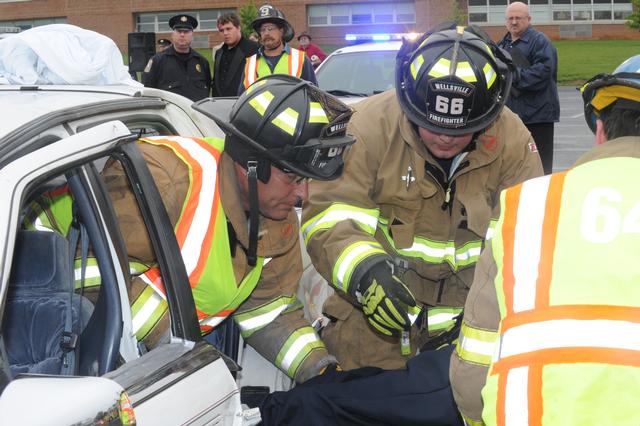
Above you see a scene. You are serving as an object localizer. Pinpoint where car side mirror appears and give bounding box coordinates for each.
[0,375,135,424]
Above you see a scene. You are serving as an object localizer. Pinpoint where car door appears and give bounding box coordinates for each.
[0,121,248,425]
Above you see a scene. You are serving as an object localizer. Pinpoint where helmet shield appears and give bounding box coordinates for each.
[193,74,355,181]
[396,25,514,135]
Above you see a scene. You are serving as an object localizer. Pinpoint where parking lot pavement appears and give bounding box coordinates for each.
[553,85,594,172]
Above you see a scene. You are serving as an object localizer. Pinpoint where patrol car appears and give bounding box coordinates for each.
[315,40,402,104]
[0,84,266,425]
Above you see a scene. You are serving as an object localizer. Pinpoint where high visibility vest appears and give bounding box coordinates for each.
[132,136,267,337]
[25,137,269,340]
[482,157,640,426]
[243,48,305,89]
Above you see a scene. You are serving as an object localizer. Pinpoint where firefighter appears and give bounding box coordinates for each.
[450,58,640,425]
[238,4,316,94]
[301,25,544,370]
[28,75,355,383]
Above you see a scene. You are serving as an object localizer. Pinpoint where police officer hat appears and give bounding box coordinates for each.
[157,38,171,46]
[169,14,198,31]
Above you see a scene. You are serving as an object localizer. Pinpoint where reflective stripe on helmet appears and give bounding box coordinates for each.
[484,63,497,89]
[309,101,329,123]
[249,90,275,116]
[271,107,299,135]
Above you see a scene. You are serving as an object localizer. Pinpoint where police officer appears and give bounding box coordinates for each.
[238,4,316,94]
[142,14,211,101]
[302,25,543,370]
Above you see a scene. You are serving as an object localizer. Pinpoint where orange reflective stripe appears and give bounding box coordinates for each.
[501,304,640,331]
[493,347,640,374]
[501,183,522,318]
[145,137,222,288]
[288,49,304,77]
[141,266,166,296]
[536,171,567,308]
[528,364,543,426]
[496,372,507,426]
[244,56,257,88]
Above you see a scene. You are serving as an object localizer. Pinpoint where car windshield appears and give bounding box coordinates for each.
[316,50,397,96]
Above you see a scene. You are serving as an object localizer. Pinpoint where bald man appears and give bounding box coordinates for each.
[499,1,559,175]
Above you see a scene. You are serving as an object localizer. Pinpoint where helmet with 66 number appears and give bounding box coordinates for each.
[395,25,514,135]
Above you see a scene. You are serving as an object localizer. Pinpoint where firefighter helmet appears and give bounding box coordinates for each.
[194,74,355,181]
[581,56,640,133]
[252,4,294,43]
[395,25,514,135]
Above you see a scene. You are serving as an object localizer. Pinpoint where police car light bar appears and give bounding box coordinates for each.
[345,32,419,42]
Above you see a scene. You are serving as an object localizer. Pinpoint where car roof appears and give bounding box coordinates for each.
[329,41,401,56]
[0,85,196,139]
[0,86,140,137]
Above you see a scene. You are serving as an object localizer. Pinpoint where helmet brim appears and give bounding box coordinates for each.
[193,97,354,180]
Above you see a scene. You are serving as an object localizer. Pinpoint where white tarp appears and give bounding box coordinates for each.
[0,24,142,86]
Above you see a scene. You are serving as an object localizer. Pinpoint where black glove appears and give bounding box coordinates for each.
[358,261,417,336]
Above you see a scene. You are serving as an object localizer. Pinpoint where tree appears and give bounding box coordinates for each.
[239,2,258,38]
[626,0,640,29]
[449,0,468,26]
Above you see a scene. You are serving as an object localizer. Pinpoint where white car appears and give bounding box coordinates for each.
[0,84,265,425]
[315,41,401,104]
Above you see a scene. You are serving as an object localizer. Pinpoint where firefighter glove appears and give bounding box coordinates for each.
[359,261,417,336]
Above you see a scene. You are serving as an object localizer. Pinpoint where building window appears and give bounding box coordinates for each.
[469,12,489,22]
[135,9,235,33]
[308,2,415,27]
[471,0,631,23]
[0,17,66,31]
[594,10,612,18]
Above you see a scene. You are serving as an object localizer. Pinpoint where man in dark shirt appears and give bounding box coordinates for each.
[212,13,258,97]
[142,14,211,102]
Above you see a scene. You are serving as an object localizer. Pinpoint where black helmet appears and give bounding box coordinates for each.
[193,74,355,182]
[580,56,640,134]
[396,25,514,135]
[252,4,294,43]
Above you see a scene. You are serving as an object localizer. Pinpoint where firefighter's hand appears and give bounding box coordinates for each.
[359,262,416,336]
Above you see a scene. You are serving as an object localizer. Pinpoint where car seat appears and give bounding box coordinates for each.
[2,230,93,377]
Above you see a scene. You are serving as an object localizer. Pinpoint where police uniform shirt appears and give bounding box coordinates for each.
[142,45,211,102]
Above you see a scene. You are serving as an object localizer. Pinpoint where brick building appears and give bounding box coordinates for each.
[0,0,638,53]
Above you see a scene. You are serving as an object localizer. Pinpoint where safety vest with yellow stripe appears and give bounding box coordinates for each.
[468,158,640,426]
[302,202,487,333]
[243,48,305,89]
[25,136,271,340]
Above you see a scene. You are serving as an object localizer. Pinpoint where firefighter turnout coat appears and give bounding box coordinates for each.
[450,137,640,425]
[302,91,543,369]
[39,136,332,383]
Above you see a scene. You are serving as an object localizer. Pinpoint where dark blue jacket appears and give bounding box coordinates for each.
[498,27,560,124]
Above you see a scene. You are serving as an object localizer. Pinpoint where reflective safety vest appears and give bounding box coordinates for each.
[132,136,267,337]
[480,158,640,426]
[243,48,305,89]
[25,137,271,341]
